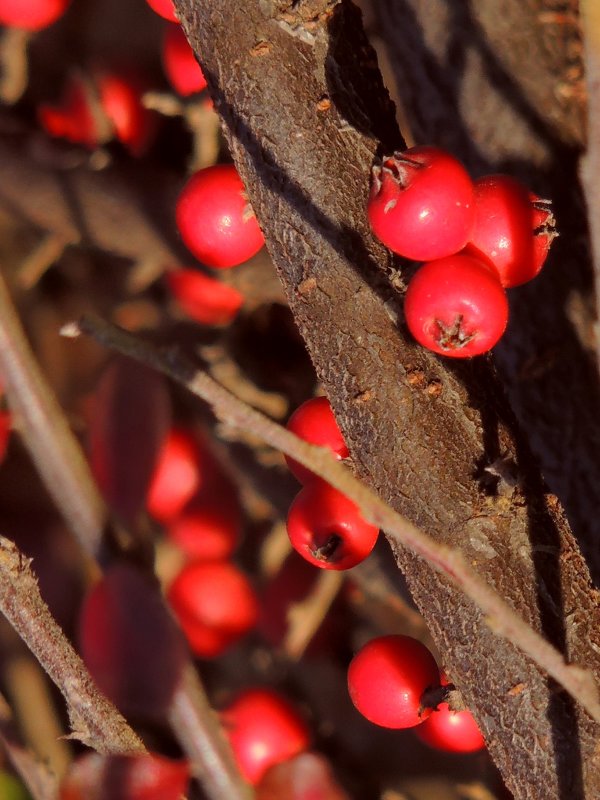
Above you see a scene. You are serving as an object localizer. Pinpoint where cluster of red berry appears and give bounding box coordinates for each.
[368,146,557,357]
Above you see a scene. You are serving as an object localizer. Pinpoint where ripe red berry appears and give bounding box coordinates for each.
[286,481,378,570]
[220,688,311,785]
[168,560,258,658]
[368,146,475,261]
[464,174,557,288]
[60,752,190,800]
[404,254,509,358]
[415,702,485,753]
[166,488,241,560]
[285,396,349,484]
[0,411,11,466]
[347,635,441,729]
[146,428,203,523]
[144,0,177,22]
[166,268,243,325]
[0,0,69,31]
[176,165,264,269]
[162,24,207,96]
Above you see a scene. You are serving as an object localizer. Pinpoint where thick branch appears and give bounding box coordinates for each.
[172,1,600,796]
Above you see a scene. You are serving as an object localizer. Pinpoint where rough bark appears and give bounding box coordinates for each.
[173,1,600,798]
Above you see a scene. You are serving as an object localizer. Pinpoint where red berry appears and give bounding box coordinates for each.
[0,0,69,30]
[166,268,243,325]
[347,635,441,729]
[97,72,156,158]
[286,482,378,570]
[38,73,99,149]
[464,174,557,288]
[220,688,311,785]
[144,0,177,22]
[162,24,207,96]
[285,396,349,484]
[415,702,485,753]
[168,560,258,658]
[404,254,509,358]
[368,146,475,261]
[0,411,11,466]
[146,428,203,523]
[176,165,264,269]
[166,488,241,560]
[60,752,190,800]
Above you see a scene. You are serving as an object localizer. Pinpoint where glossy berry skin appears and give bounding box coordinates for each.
[285,396,349,484]
[464,174,557,288]
[144,0,177,22]
[146,428,203,523]
[415,702,485,753]
[168,560,258,658]
[166,268,243,325]
[404,254,509,358]
[220,688,311,785]
[347,635,441,729]
[286,481,378,570]
[176,165,264,268]
[368,146,475,261]
[0,0,69,30]
[162,24,207,96]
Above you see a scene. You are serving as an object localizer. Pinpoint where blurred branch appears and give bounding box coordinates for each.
[0,691,58,800]
[0,537,145,755]
[579,0,600,372]
[69,314,600,725]
[0,268,105,566]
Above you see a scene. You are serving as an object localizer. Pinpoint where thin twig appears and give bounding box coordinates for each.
[169,665,253,800]
[283,570,344,661]
[0,270,105,565]
[0,536,145,755]
[579,0,600,373]
[0,691,59,800]
[69,313,600,725]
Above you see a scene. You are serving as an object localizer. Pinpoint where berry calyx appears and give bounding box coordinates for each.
[146,428,203,523]
[286,481,379,570]
[162,24,207,97]
[404,254,509,358]
[0,0,70,31]
[144,0,177,22]
[166,268,243,325]
[175,164,264,269]
[464,174,557,287]
[347,635,441,729]
[368,146,475,261]
[168,560,258,658]
[220,688,311,785]
[285,396,349,484]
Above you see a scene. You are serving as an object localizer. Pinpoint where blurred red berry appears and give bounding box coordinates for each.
[0,411,11,465]
[166,268,243,325]
[464,174,557,287]
[97,72,156,157]
[60,752,189,800]
[347,635,441,729]
[162,23,207,96]
[168,560,258,658]
[404,254,509,358]
[176,164,264,269]
[146,427,203,523]
[38,73,99,149]
[0,0,70,31]
[144,0,177,22]
[221,688,311,785]
[166,488,241,560]
[287,482,378,570]
[285,396,349,485]
[368,146,475,261]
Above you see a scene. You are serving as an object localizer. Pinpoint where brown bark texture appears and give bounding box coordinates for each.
[173,1,600,799]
